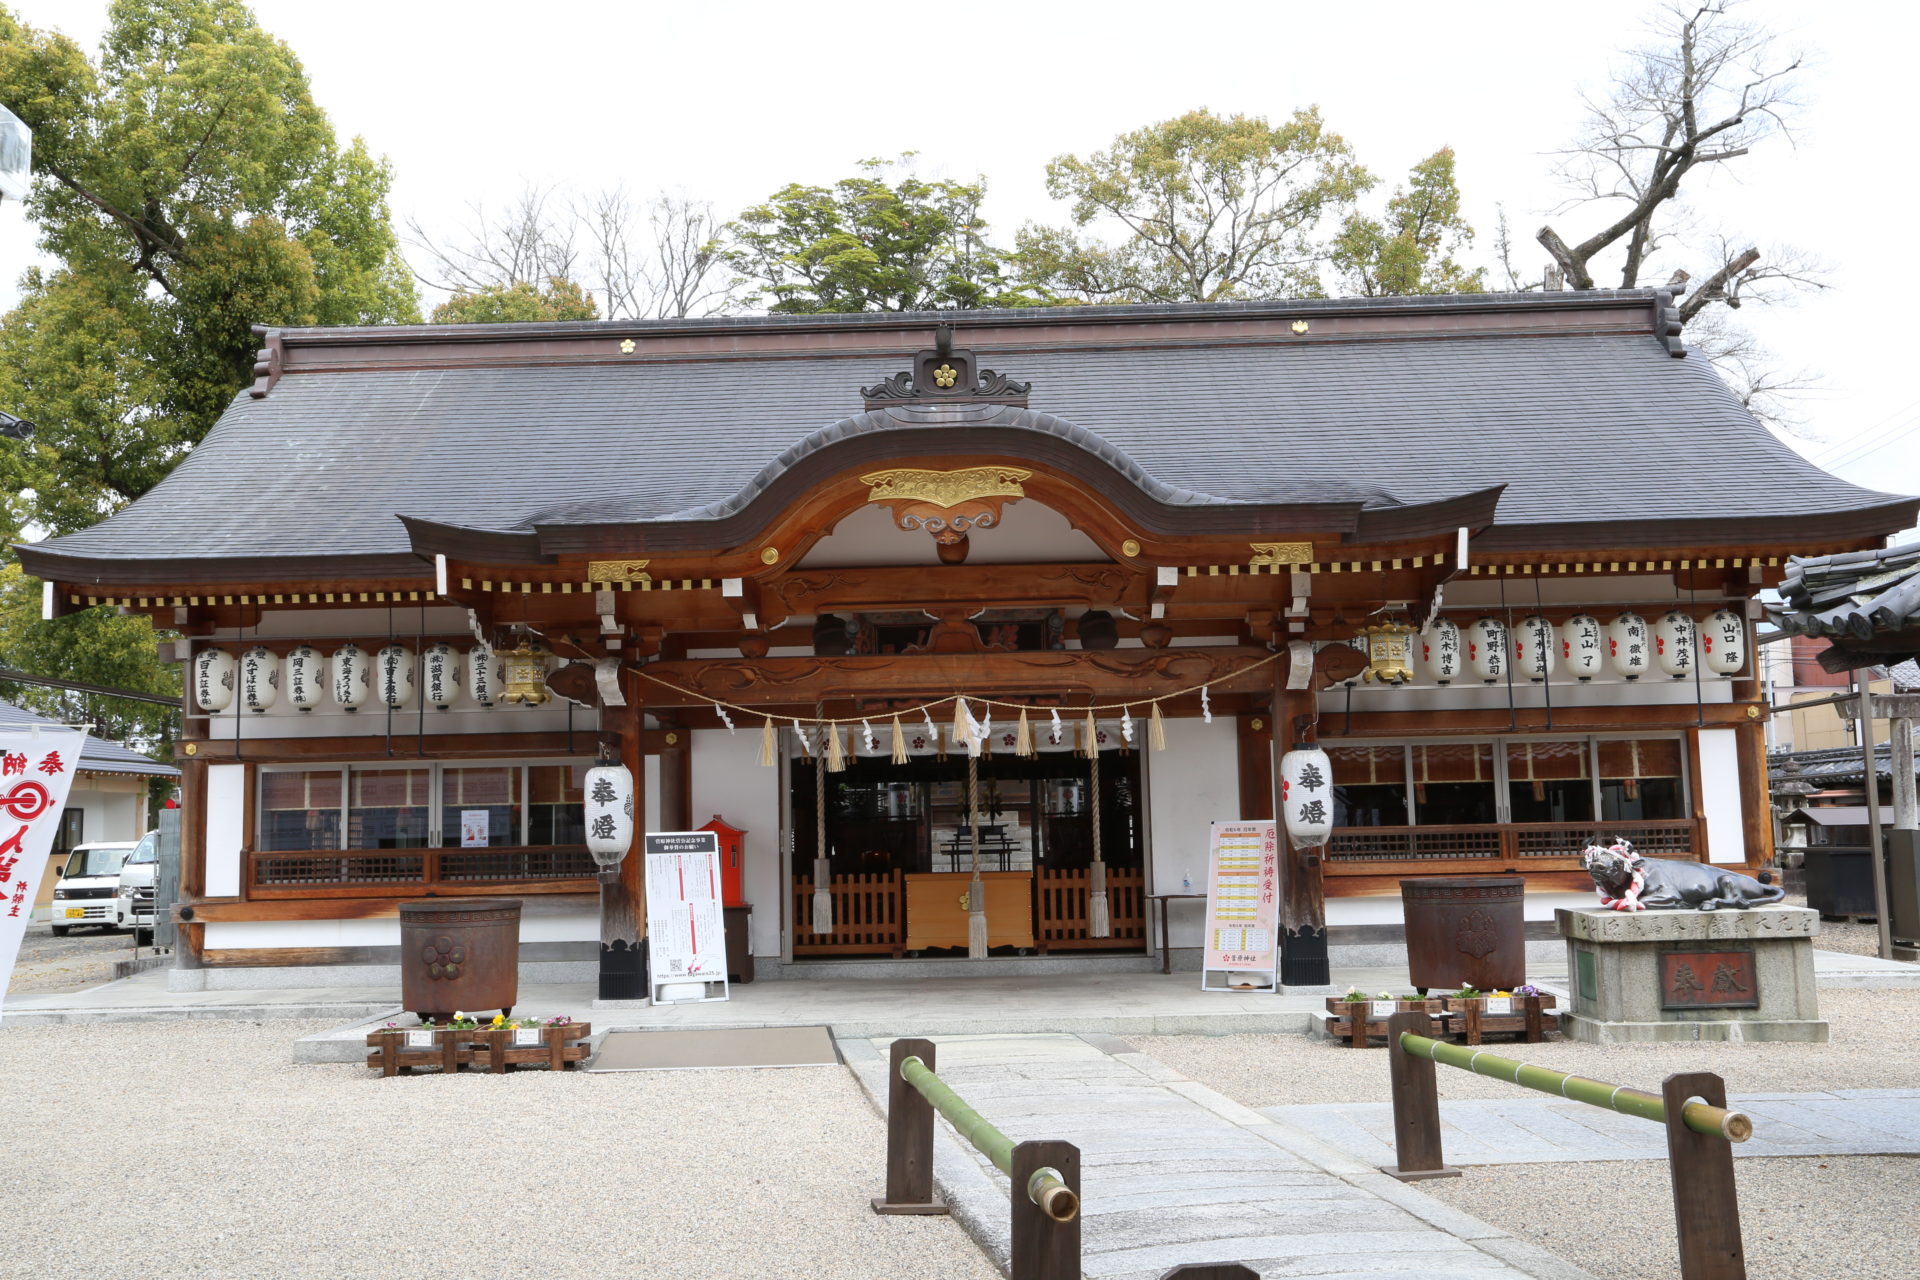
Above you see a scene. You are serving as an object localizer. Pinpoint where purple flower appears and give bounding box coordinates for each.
[1516,984,1539,997]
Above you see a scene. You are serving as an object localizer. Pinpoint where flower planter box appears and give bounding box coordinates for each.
[365,1022,592,1076]
[1323,997,1445,1049]
[1439,994,1558,1045]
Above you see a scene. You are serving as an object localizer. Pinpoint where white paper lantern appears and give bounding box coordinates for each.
[375,643,416,707]
[423,642,461,710]
[1515,614,1555,683]
[238,645,279,713]
[331,643,370,711]
[1419,618,1463,685]
[192,647,235,712]
[1703,608,1748,676]
[1280,744,1334,848]
[284,644,323,711]
[468,642,501,708]
[1466,617,1509,684]
[1655,611,1698,680]
[584,763,636,866]
[1607,613,1651,681]
[1561,614,1605,682]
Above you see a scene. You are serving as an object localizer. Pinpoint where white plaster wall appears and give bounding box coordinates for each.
[204,907,599,950]
[1697,728,1747,863]
[1328,892,1596,927]
[690,727,782,956]
[1146,718,1242,949]
[204,764,246,897]
[69,783,143,845]
[644,754,661,830]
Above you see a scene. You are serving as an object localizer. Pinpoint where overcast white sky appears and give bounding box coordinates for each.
[2,0,1916,512]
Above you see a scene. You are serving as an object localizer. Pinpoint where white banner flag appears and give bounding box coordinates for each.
[0,728,91,1009]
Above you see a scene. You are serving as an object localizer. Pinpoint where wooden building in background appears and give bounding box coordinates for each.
[18,290,1915,987]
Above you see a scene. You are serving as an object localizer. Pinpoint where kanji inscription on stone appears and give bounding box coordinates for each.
[1658,948,1760,1010]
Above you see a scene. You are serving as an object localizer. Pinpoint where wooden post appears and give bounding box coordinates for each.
[1524,996,1545,1044]
[874,1038,948,1215]
[1161,1267,1259,1280]
[1662,1072,1746,1280]
[658,720,691,830]
[1236,714,1273,821]
[1385,1011,1458,1181]
[1274,665,1326,986]
[1009,1138,1080,1280]
[1462,1002,1483,1046]
[598,676,648,1001]
[1856,675,1894,960]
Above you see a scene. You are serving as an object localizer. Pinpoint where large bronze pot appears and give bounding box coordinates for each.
[1400,876,1525,994]
[400,898,522,1022]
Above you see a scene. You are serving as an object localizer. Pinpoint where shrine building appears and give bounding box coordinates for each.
[18,289,1915,989]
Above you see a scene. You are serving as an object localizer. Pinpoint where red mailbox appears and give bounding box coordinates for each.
[700,814,748,907]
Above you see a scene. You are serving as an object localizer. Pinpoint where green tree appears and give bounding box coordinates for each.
[1016,108,1374,304]
[1328,148,1485,297]
[0,0,418,535]
[431,277,598,324]
[726,156,1046,313]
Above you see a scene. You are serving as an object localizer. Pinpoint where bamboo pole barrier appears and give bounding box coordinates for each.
[901,1055,1078,1221]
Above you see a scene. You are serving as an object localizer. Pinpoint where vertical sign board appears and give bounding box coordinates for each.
[0,728,89,1010]
[643,830,729,1004]
[1200,820,1280,992]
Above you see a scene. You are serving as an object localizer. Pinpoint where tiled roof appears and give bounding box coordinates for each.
[0,699,180,777]
[21,293,1913,567]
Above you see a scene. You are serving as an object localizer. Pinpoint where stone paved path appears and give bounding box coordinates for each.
[843,1033,1596,1280]
[1264,1089,1920,1167]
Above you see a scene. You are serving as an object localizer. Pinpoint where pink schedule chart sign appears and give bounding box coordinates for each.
[0,727,90,1009]
[642,830,729,1002]
[1200,820,1279,991]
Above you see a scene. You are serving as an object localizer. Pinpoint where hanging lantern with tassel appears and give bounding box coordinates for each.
[284,644,322,712]
[423,642,461,710]
[583,747,635,869]
[1654,611,1697,680]
[375,643,415,708]
[331,643,370,712]
[1703,608,1748,676]
[1361,622,1414,684]
[1466,617,1509,684]
[1280,736,1334,849]
[239,645,278,713]
[1607,613,1651,681]
[468,641,501,708]
[1515,614,1555,683]
[1420,618,1462,685]
[1561,614,1605,682]
[497,638,551,705]
[192,647,235,712]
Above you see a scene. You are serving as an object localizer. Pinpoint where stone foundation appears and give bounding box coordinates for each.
[1557,905,1828,1043]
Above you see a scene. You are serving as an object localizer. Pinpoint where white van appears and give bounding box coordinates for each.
[49,841,135,936]
[113,830,160,945]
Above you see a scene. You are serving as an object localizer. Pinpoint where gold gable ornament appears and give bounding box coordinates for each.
[1249,542,1314,568]
[861,466,1033,547]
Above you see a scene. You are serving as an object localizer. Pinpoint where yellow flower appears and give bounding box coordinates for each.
[492,1014,505,1027]
[454,1011,466,1021]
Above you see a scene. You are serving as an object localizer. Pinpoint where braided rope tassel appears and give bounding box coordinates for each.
[966,751,988,959]
[1088,738,1110,937]
[810,754,833,935]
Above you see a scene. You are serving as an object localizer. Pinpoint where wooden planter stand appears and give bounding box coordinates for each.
[1440,995,1557,1045]
[1324,998,1444,1048]
[366,1023,592,1076]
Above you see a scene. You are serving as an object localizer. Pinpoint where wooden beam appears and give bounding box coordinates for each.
[179,729,681,762]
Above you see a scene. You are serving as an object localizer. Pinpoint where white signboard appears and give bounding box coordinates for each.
[1200,820,1280,992]
[0,727,90,1008]
[0,105,29,202]
[643,830,729,1003]
[459,809,489,848]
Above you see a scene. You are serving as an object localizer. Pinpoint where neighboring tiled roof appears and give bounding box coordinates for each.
[0,699,180,777]
[1768,743,1915,789]
[19,292,1913,569]
[1771,540,1920,672]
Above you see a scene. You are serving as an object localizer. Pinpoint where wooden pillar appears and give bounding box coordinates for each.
[174,654,209,965]
[1236,714,1274,821]
[1273,664,1327,986]
[598,676,648,1002]
[658,720,691,830]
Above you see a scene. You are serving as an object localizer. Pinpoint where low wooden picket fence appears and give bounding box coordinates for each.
[1035,866,1145,950]
[793,871,906,957]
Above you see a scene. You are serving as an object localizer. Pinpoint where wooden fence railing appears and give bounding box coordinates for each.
[793,871,906,957]
[248,845,597,898]
[1326,819,1702,868]
[1035,866,1145,950]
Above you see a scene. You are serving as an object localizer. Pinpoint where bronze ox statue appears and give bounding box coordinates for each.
[1582,839,1785,912]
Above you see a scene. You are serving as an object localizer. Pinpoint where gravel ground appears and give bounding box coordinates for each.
[1134,987,1920,1104]
[0,1020,998,1280]
[1784,891,1884,957]
[6,922,142,993]
[1422,1156,1920,1280]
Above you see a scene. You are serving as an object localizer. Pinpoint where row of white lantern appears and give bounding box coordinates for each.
[192,642,514,713]
[1406,609,1746,686]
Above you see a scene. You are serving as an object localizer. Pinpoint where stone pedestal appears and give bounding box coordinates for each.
[1557,906,1828,1043]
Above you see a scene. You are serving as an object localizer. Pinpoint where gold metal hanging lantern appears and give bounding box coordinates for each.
[497,638,552,705]
[1360,622,1414,684]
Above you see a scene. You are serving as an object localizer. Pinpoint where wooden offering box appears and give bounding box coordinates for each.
[366,1022,592,1076]
[1323,997,1445,1049]
[1440,994,1558,1045]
